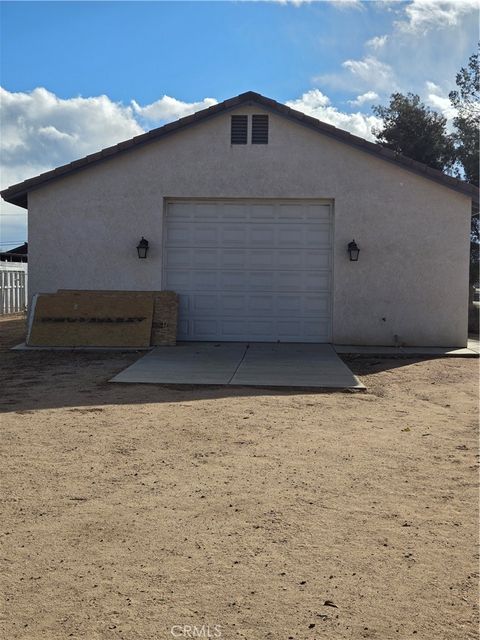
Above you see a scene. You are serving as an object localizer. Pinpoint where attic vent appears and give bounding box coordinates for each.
[252,114,269,144]
[231,115,248,144]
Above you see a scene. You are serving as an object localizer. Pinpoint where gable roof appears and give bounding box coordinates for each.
[1,90,478,210]
[4,242,28,255]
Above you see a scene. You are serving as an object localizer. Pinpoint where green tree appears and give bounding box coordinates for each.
[449,46,479,186]
[449,47,479,287]
[372,92,455,171]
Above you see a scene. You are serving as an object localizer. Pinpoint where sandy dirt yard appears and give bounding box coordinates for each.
[0,316,478,640]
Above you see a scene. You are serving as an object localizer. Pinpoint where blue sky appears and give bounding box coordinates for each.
[1,0,478,249]
[1,1,395,104]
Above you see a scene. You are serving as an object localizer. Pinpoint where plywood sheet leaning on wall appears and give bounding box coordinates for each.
[57,290,179,346]
[27,292,154,347]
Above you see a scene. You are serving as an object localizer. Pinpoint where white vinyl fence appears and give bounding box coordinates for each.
[0,262,28,314]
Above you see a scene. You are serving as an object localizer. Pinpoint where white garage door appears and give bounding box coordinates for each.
[164,200,333,342]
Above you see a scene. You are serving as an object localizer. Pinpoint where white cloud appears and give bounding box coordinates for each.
[342,56,397,92]
[398,0,480,34]
[132,95,218,124]
[317,0,477,103]
[289,88,330,109]
[348,90,379,106]
[0,87,220,193]
[270,0,360,5]
[313,54,397,93]
[424,80,458,124]
[366,34,388,49]
[0,86,147,247]
[0,86,143,180]
[286,89,382,140]
[273,0,313,5]
[329,0,363,8]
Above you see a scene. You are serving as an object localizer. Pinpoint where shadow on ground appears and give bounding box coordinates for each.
[0,317,457,413]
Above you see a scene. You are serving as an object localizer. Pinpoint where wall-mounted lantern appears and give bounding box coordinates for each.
[348,239,360,262]
[136,237,149,259]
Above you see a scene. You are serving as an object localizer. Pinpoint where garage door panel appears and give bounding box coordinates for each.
[220,272,248,290]
[222,294,273,316]
[305,224,332,247]
[307,204,331,222]
[194,226,219,245]
[192,319,218,338]
[304,250,331,269]
[167,202,193,220]
[275,295,302,314]
[274,250,304,269]
[222,294,247,313]
[181,293,330,320]
[245,272,275,290]
[276,227,305,246]
[165,270,190,289]
[221,249,331,270]
[249,250,275,269]
[165,223,192,246]
[219,271,275,290]
[217,203,249,221]
[278,203,331,222]
[277,319,302,337]
[249,204,276,221]
[178,294,190,314]
[196,203,231,221]
[177,317,331,342]
[278,204,307,221]
[275,271,330,291]
[192,271,218,289]
[166,247,227,269]
[220,226,248,245]
[248,320,275,337]
[165,200,333,342]
[249,295,275,314]
[164,247,190,268]
[304,319,330,339]
[192,294,218,313]
[193,250,219,269]
[178,318,189,336]
[303,294,330,315]
[221,249,246,268]
[249,226,276,246]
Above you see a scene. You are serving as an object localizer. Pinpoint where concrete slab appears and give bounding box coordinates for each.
[110,342,247,385]
[401,346,478,357]
[468,337,480,354]
[334,344,479,357]
[110,342,365,389]
[231,343,365,389]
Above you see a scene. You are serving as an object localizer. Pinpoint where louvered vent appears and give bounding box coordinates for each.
[231,115,248,144]
[252,114,269,144]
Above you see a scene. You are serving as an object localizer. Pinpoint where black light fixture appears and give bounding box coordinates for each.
[136,236,149,259]
[348,239,360,261]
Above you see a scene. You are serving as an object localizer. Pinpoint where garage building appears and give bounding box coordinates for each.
[1,91,478,346]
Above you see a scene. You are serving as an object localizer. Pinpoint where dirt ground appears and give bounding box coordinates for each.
[0,316,478,640]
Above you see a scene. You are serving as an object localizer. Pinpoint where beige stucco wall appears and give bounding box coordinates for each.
[27,104,472,346]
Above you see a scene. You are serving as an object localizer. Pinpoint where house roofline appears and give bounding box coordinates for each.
[1,90,478,210]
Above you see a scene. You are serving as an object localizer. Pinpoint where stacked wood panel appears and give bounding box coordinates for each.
[26,290,178,347]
